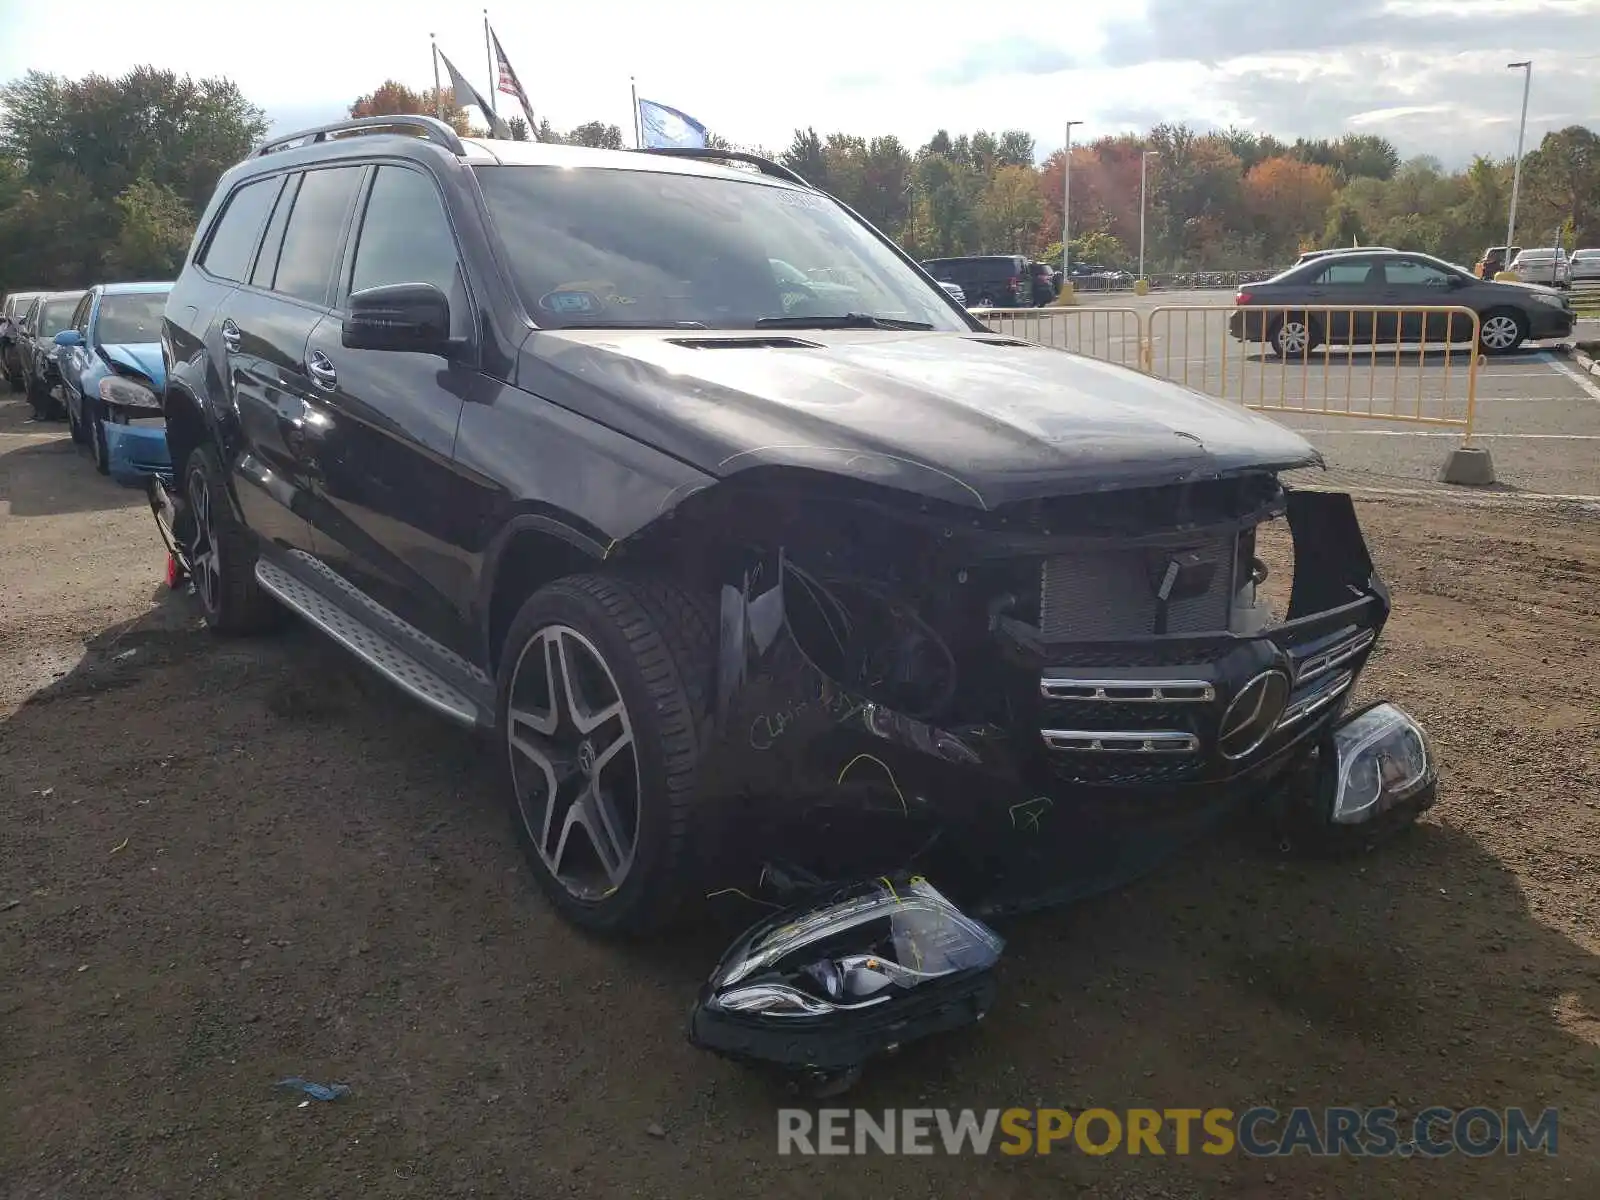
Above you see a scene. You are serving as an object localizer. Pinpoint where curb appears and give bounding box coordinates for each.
[1573,344,1600,378]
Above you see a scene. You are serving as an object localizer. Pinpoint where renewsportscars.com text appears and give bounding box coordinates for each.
[777,1106,1559,1157]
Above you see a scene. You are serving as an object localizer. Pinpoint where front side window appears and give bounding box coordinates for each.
[1384,258,1453,286]
[96,292,168,345]
[348,166,469,336]
[39,297,82,336]
[475,164,964,331]
[273,166,364,305]
[200,176,283,282]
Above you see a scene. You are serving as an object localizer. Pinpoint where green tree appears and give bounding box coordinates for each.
[507,115,529,142]
[1,67,266,213]
[780,128,828,188]
[108,178,194,278]
[977,164,1045,253]
[1522,126,1600,247]
[565,121,624,149]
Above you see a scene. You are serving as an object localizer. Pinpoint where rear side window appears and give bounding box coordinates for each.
[200,177,282,282]
[251,174,301,290]
[273,166,364,305]
[1313,259,1375,285]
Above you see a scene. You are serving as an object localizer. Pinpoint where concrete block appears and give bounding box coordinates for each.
[1133,279,1150,296]
[1440,445,1497,486]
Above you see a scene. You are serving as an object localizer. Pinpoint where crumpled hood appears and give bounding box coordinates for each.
[521,329,1321,510]
[101,342,165,389]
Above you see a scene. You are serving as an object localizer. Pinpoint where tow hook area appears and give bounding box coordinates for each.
[688,874,1003,1096]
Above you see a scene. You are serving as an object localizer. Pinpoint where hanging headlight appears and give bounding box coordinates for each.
[100,375,162,410]
[1327,702,1434,824]
[689,875,1003,1086]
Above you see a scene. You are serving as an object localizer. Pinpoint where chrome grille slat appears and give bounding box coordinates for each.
[1040,729,1200,754]
[1278,670,1354,729]
[1294,629,1376,685]
[1039,677,1215,703]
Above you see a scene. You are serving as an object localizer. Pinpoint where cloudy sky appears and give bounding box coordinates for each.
[2,0,1596,165]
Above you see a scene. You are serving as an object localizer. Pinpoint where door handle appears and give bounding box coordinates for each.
[220,319,241,354]
[307,351,337,391]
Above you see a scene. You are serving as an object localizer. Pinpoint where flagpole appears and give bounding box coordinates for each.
[483,10,496,116]
[431,34,442,119]
[630,77,642,149]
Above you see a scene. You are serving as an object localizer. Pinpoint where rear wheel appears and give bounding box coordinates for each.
[497,574,715,935]
[1478,309,1525,355]
[1269,315,1320,358]
[184,444,280,635]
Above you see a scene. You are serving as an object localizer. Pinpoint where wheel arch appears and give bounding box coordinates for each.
[162,382,210,484]
[480,514,611,674]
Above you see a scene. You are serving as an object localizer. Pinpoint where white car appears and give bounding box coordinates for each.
[1569,248,1600,284]
[1507,247,1571,288]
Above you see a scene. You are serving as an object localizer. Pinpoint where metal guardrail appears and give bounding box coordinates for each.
[975,303,1482,440]
[972,307,1143,369]
[1149,305,1480,438]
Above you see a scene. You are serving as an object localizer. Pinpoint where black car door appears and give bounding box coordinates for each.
[215,167,366,557]
[299,162,486,655]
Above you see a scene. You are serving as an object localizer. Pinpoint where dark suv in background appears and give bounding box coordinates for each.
[151,115,1435,940]
[919,255,1034,307]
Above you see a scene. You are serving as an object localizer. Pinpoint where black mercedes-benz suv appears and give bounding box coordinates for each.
[150,115,1436,936]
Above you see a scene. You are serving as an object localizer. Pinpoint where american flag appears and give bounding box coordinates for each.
[490,28,536,132]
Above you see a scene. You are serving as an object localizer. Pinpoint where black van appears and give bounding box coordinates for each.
[920,255,1033,307]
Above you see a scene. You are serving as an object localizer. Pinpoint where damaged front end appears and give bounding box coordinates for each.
[633,467,1433,916]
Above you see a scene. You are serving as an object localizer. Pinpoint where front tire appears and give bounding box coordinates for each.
[184,444,280,635]
[1478,309,1526,355]
[497,574,715,935]
[88,404,110,474]
[66,394,88,445]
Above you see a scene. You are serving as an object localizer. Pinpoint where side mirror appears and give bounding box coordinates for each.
[54,329,85,348]
[342,283,455,356]
[1447,274,1469,288]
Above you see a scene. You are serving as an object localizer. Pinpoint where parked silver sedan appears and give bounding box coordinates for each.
[1507,247,1571,288]
[1569,248,1600,284]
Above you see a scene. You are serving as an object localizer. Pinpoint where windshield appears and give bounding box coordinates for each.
[39,297,82,336]
[97,292,168,345]
[474,164,966,331]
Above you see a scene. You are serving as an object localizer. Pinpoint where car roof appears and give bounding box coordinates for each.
[101,281,174,294]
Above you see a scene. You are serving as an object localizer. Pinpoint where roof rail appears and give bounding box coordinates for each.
[636,146,812,189]
[255,114,466,158]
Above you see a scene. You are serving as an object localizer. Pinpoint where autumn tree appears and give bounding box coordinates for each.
[1522,126,1600,246]
[1243,156,1338,257]
[349,80,470,136]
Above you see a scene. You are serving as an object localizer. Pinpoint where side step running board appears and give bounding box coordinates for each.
[254,558,485,728]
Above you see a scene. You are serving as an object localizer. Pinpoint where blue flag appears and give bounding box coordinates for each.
[638,98,708,149]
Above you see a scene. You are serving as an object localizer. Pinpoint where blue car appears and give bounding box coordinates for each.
[55,282,173,480]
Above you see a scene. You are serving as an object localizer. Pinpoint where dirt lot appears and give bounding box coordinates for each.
[3,390,1598,1199]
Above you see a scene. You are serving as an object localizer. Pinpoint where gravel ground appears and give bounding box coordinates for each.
[3,390,1598,1199]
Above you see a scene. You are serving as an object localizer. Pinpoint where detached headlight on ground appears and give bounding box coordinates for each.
[689,875,1003,1090]
[100,376,161,409]
[1328,702,1434,824]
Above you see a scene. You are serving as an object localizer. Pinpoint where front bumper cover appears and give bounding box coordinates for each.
[690,490,1396,917]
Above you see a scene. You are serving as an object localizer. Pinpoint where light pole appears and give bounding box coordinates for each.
[1139,150,1159,283]
[1505,60,1532,257]
[1062,120,1082,277]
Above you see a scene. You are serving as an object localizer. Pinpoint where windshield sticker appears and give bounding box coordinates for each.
[538,289,606,316]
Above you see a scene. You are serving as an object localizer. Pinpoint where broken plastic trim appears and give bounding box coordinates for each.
[689,875,1002,1081]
